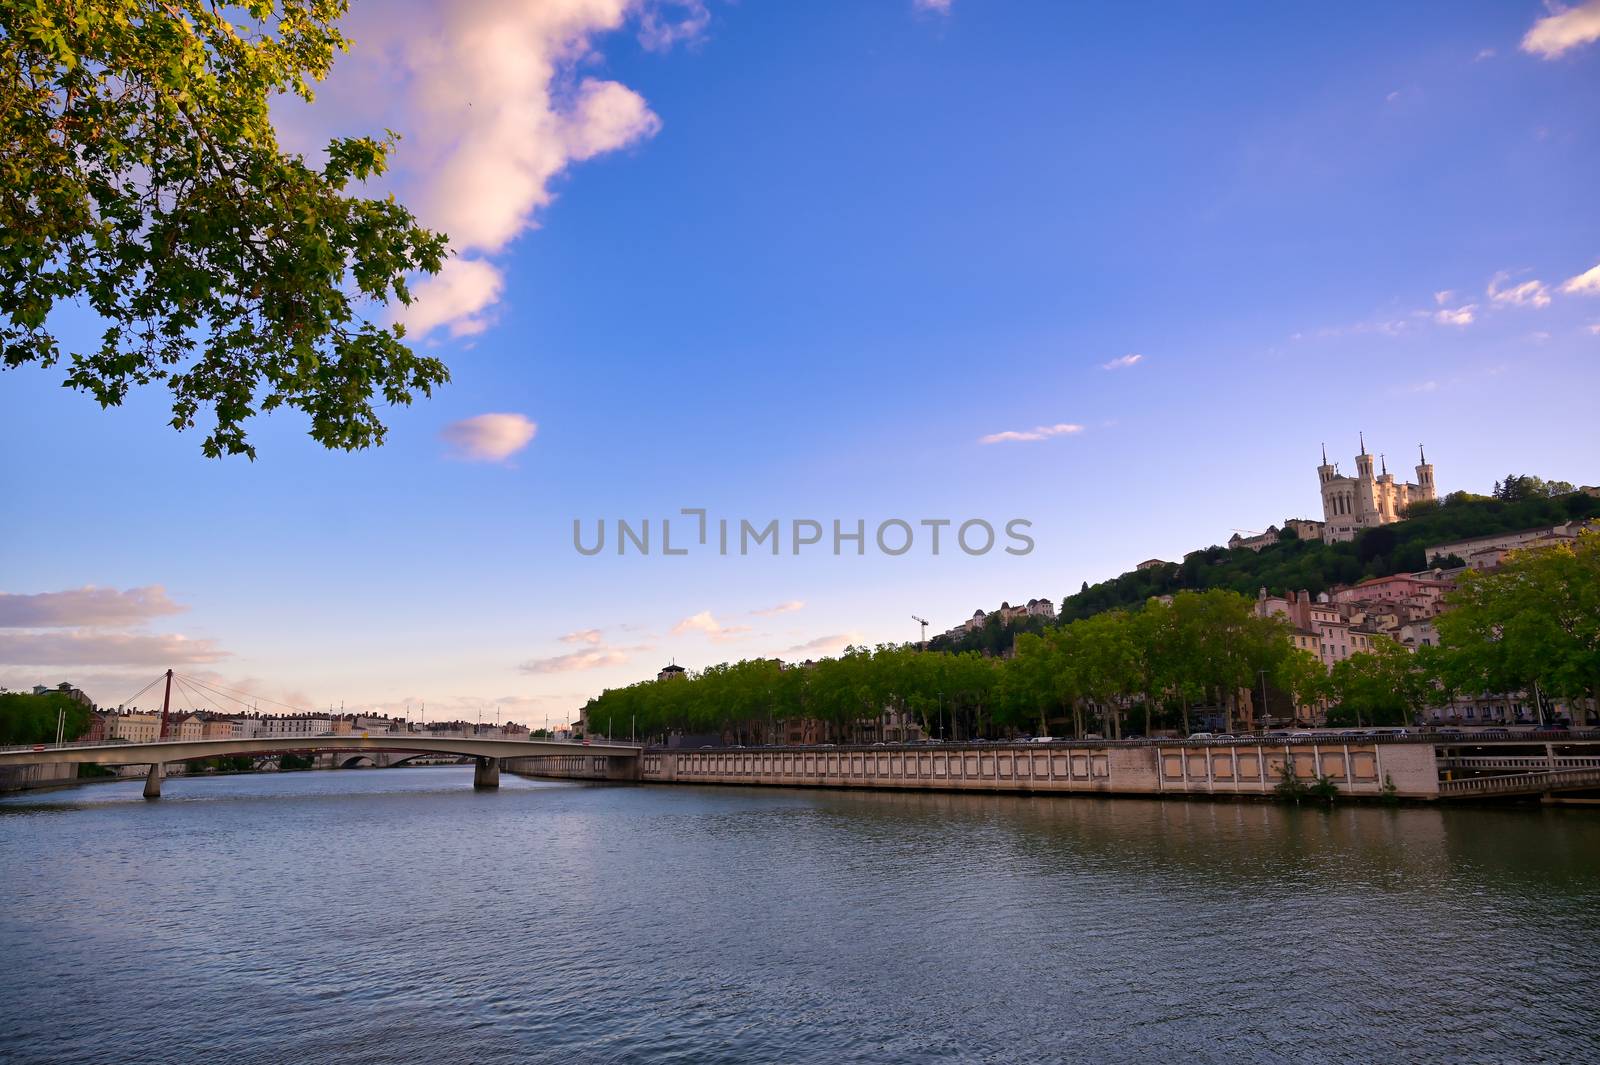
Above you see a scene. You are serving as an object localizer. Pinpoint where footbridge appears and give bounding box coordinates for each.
[0,736,642,798]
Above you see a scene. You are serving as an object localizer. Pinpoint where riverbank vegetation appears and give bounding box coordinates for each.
[583,531,1599,744]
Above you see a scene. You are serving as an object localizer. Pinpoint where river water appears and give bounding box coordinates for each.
[2,767,1598,1064]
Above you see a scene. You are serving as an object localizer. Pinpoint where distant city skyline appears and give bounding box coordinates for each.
[3,0,1599,724]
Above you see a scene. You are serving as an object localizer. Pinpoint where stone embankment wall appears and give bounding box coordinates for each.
[503,753,640,783]
[512,741,1443,800]
[0,762,79,793]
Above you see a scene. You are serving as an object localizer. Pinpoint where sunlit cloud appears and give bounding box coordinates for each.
[1487,271,1551,309]
[517,647,634,674]
[1521,0,1600,59]
[751,600,806,617]
[1560,262,1600,296]
[0,586,186,628]
[1101,353,1144,370]
[276,1,700,339]
[560,629,605,645]
[0,631,229,667]
[978,423,1084,445]
[398,257,504,339]
[913,0,953,13]
[440,413,538,462]
[671,611,751,642]
[784,633,859,656]
[1434,304,1476,326]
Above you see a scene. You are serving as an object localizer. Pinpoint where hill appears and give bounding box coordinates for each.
[929,487,1598,653]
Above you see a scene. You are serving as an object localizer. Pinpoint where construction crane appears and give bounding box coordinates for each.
[912,615,929,649]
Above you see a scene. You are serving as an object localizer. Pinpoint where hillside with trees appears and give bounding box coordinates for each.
[580,531,1599,744]
[930,485,1597,653]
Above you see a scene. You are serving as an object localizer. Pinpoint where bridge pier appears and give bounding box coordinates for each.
[143,762,163,800]
[473,756,500,790]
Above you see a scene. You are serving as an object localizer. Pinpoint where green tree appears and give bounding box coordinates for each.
[1,0,448,457]
[0,690,92,744]
[1435,531,1600,724]
[1326,640,1427,727]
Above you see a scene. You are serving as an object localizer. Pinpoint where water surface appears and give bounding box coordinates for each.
[2,768,1597,1063]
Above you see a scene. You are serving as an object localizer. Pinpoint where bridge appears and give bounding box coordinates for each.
[0,735,642,798]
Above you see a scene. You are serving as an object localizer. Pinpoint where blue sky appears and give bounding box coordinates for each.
[3,0,1599,724]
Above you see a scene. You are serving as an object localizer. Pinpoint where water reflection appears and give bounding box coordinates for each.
[1,769,1597,1064]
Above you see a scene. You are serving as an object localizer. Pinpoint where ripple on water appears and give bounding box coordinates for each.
[3,769,1600,1064]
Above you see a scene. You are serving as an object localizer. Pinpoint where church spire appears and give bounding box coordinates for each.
[1381,453,1387,476]
[1321,442,1328,465]
[1359,431,1367,456]
[1418,442,1427,465]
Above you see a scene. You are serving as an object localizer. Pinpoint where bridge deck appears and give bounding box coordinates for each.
[0,735,641,768]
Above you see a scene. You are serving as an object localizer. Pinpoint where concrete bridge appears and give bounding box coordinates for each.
[0,736,642,798]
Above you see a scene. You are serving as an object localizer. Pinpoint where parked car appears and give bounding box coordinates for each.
[1188,732,1215,740]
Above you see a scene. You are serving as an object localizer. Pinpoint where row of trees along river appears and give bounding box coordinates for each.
[582,530,1599,744]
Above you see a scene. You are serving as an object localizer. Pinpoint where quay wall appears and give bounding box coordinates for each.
[0,762,79,793]
[511,741,1443,800]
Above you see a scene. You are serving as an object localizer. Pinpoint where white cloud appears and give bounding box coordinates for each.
[785,633,859,657]
[978,423,1084,445]
[397,258,504,339]
[1385,90,1401,103]
[1560,262,1600,296]
[1475,48,1496,61]
[280,1,686,339]
[1434,304,1476,326]
[1433,290,1455,305]
[1487,272,1551,308]
[671,611,751,642]
[1587,322,1600,335]
[751,600,806,617]
[560,629,605,645]
[638,0,710,52]
[440,413,538,462]
[0,631,229,667]
[1101,353,1144,370]
[518,647,632,674]
[0,586,185,628]
[913,0,953,12]
[1522,0,1600,59]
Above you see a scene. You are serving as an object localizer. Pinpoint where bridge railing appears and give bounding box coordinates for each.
[0,733,606,755]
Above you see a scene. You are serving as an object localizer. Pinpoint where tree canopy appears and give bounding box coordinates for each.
[1,0,447,457]
[1435,530,1600,717]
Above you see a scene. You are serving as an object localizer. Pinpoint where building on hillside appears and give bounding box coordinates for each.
[1255,589,1387,670]
[1134,558,1172,571]
[1328,573,1453,617]
[657,663,687,682]
[1425,520,1596,569]
[960,598,1055,634]
[1397,620,1439,649]
[1317,438,1436,543]
[1283,518,1326,541]
[1228,527,1279,552]
[31,682,92,706]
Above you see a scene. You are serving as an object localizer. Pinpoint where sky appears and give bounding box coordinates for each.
[3,0,1599,726]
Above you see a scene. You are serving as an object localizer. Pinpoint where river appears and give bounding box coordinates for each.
[2,767,1597,1063]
